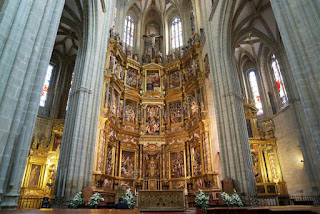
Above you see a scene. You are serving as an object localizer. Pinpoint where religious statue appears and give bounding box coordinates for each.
[171,151,184,178]
[109,26,116,38]
[145,153,160,178]
[113,64,119,77]
[146,106,160,135]
[29,165,41,186]
[126,68,138,88]
[191,99,199,116]
[105,145,113,175]
[125,104,136,124]
[149,157,156,177]
[142,50,151,63]
[31,135,40,149]
[110,53,116,69]
[110,99,117,115]
[133,53,138,61]
[174,49,180,60]
[119,66,124,80]
[167,52,173,62]
[192,31,200,42]
[194,59,200,70]
[115,33,120,42]
[38,136,47,149]
[126,46,132,58]
[143,33,163,59]
[103,178,111,190]
[53,133,62,152]
[155,50,163,64]
[195,178,203,189]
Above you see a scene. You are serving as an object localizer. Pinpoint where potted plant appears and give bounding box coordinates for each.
[69,192,84,208]
[122,188,136,209]
[88,192,104,209]
[195,189,210,214]
[220,189,244,207]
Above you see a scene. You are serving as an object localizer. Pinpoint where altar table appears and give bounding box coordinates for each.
[138,190,185,211]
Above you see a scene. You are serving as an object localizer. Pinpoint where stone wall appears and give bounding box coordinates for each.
[273,106,313,195]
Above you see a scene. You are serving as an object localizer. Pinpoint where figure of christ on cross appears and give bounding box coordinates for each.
[143,34,163,59]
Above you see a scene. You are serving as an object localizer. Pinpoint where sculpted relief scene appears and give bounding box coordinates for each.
[94,36,219,194]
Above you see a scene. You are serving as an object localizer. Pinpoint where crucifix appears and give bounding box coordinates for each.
[143,34,163,59]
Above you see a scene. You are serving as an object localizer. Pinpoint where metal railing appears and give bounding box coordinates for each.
[250,195,320,206]
[18,197,49,209]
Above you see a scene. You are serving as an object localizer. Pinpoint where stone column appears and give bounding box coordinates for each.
[204,0,256,198]
[115,1,125,41]
[53,0,116,206]
[270,0,320,192]
[50,59,75,119]
[0,0,65,209]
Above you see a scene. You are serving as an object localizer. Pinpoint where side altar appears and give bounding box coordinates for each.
[138,190,185,211]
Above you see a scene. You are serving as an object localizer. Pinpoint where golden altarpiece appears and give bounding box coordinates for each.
[19,39,288,208]
[19,119,64,207]
[92,38,220,205]
[245,104,288,196]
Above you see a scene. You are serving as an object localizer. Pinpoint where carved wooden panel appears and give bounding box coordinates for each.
[138,190,185,211]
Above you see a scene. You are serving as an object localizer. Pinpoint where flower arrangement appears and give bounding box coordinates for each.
[69,192,84,208]
[220,189,244,207]
[122,188,136,209]
[89,192,104,207]
[195,189,210,210]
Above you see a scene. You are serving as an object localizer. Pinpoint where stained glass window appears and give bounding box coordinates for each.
[171,17,183,49]
[248,70,263,115]
[40,65,54,107]
[271,54,288,105]
[123,15,134,47]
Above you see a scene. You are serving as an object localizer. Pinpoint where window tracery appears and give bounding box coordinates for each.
[40,64,54,107]
[171,17,183,50]
[123,15,134,47]
[271,54,288,105]
[248,70,263,115]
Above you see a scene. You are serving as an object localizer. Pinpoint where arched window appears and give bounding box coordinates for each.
[40,64,54,107]
[271,54,288,105]
[171,17,183,49]
[123,15,134,47]
[248,70,263,115]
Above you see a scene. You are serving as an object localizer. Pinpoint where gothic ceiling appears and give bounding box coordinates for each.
[52,0,192,62]
[232,0,280,68]
[53,0,82,61]
[52,0,280,70]
[123,0,191,16]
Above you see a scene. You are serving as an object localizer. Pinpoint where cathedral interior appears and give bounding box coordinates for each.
[0,0,319,210]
